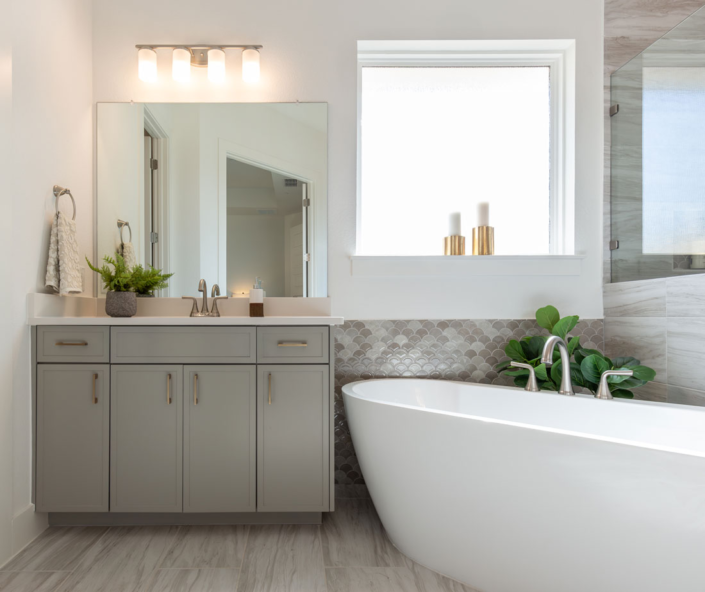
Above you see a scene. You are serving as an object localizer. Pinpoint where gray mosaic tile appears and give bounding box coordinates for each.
[334,319,604,485]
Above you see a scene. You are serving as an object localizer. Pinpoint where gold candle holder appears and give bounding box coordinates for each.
[472,226,494,255]
[444,235,466,256]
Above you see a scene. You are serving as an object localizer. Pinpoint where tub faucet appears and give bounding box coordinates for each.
[211,284,220,298]
[541,336,574,396]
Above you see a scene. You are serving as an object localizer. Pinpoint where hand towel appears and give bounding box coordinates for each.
[121,242,137,269]
[45,212,83,295]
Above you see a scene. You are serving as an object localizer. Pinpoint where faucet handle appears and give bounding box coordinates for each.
[595,369,633,400]
[182,296,199,317]
[210,296,228,318]
[510,362,540,392]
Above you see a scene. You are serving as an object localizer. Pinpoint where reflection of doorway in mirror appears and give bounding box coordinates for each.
[225,158,310,298]
[142,106,170,295]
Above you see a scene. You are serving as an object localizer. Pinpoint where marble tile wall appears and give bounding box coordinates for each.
[604,274,705,404]
[333,319,604,485]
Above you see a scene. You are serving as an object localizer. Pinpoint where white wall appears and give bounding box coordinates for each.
[1,0,94,567]
[92,0,604,320]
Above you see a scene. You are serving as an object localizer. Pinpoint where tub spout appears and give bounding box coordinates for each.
[540,335,575,396]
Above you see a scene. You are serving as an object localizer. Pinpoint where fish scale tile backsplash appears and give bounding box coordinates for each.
[333,318,604,485]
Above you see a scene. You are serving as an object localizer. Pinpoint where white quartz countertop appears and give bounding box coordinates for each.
[27,293,344,326]
[29,315,344,326]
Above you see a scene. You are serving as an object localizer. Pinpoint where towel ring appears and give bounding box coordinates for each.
[53,185,76,221]
[117,220,132,244]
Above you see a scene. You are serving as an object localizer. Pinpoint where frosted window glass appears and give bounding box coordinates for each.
[643,67,705,254]
[360,67,551,255]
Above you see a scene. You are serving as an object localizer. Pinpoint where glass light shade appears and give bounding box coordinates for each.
[172,48,191,82]
[242,48,260,83]
[137,48,157,83]
[208,49,226,83]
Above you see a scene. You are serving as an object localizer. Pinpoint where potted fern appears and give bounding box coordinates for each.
[86,255,137,317]
[130,264,174,297]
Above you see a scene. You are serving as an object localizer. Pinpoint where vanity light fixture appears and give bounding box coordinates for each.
[135,45,263,83]
[137,48,158,83]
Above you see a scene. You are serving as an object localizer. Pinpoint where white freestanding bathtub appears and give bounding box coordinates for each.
[343,379,705,592]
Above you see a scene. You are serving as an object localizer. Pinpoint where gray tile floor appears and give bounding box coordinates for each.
[0,491,477,592]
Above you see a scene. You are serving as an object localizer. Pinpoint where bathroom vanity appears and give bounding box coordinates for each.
[29,302,342,524]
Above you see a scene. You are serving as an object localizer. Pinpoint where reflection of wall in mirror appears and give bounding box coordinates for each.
[96,104,145,290]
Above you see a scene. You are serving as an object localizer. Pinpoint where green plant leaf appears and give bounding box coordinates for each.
[514,376,529,389]
[505,340,526,362]
[550,360,585,388]
[617,376,646,389]
[610,388,634,399]
[536,305,560,332]
[534,363,549,381]
[612,356,640,368]
[631,365,656,382]
[552,315,579,340]
[567,335,581,355]
[495,360,512,371]
[520,336,546,360]
[505,369,530,377]
[580,354,611,384]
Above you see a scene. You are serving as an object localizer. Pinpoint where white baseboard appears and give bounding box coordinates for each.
[12,504,47,557]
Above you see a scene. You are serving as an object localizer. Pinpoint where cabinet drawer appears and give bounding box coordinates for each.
[257,327,329,364]
[111,327,256,364]
[37,327,110,363]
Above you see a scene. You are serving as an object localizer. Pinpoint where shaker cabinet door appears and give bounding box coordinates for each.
[257,365,330,512]
[184,365,256,512]
[36,365,110,512]
[110,365,183,512]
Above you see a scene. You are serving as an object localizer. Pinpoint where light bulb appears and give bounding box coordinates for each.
[242,48,260,83]
[137,48,157,83]
[172,48,191,83]
[208,48,226,83]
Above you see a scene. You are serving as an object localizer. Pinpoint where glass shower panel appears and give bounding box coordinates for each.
[610,5,705,282]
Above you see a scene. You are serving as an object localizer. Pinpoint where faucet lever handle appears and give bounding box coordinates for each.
[595,369,633,400]
[182,296,199,317]
[510,362,540,393]
[210,296,228,318]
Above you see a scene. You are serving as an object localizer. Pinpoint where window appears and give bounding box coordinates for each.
[357,41,575,257]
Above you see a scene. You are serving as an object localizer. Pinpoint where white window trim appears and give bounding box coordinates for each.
[356,39,576,257]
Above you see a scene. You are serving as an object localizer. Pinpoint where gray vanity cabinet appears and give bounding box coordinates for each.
[257,365,330,512]
[36,365,110,512]
[110,365,183,513]
[183,365,256,512]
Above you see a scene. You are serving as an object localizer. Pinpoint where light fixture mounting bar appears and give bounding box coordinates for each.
[135,44,263,49]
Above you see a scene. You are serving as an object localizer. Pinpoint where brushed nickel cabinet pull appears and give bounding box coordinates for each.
[268,373,272,405]
[194,373,199,406]
[277,342,307,347]
[56,341,88,346]
[92,373,98,404]
[167,373,172,405]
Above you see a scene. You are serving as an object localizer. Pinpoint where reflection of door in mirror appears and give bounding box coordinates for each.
[226,158,309,298]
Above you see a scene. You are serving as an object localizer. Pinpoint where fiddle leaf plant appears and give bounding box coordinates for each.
[130,264,174,296]
[85,254,133,292]
[496,305,657,399]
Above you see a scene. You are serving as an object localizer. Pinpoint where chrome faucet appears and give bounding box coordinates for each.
[595,369,633,400]
[541,335,575,395]
[198,279,209,315]
[182,280,228,317]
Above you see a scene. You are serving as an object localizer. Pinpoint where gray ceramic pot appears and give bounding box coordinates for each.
[105,291,137,317]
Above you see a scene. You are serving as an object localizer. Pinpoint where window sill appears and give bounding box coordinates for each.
[350,255,584,277]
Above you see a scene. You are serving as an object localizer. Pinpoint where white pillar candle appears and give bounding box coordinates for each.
[449,212,461,236]
[477,202,490,227]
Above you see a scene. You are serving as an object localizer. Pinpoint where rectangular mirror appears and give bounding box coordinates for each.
[96,103,327,297]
